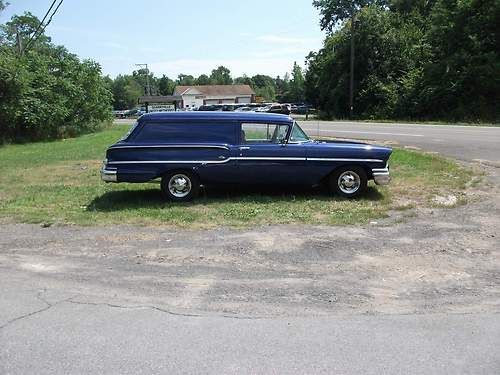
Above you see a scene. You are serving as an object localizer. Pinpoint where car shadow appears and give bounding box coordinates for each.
[87,184,385,213]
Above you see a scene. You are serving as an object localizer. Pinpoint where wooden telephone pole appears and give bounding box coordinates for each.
[349,12,355,119]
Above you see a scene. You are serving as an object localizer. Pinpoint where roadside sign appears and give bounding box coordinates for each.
[149,104,175,112]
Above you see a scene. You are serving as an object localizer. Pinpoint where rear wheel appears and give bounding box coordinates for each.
[330,166,367,198]
[161,171,199,202]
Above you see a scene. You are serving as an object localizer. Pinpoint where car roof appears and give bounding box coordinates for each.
[139,111,293,123]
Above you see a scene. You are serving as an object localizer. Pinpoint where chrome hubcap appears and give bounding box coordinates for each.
[338,171,361,194]
[168,174,192,198]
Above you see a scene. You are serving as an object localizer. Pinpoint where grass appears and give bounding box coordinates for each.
[0,126,475,227]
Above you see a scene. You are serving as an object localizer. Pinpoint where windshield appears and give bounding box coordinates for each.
[289,122,311,142]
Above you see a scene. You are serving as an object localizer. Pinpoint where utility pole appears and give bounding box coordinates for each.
[349,12,355,119]
[135,63,151,96]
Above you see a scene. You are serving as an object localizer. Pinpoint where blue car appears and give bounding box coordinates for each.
[101,112,391,201]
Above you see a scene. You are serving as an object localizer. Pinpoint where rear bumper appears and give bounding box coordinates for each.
[372,165,390,185]
[100,167,117,182]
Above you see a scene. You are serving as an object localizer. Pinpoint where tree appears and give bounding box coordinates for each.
[313,0,386,31]
[275,74,291,102]
[0,1,8,14]
[111,75,142,109]
[158,74,175,95]
[288,62,306,103]
[305,0,499,121]
[250,74,274,89]
[234,75,253,86]
[195,74,210,85]
[210,66,232,85]
[0,12,112,142]
[305,5,428,118]
[246,74,275,101]
[416,0,500,121]
[0,12,51,51]
[177,74,195,85]
[132,69,157,95]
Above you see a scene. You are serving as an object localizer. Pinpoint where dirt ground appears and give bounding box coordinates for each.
[0,164,499,318]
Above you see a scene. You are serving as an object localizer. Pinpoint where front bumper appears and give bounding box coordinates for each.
[372,165,390,185]
[100,167,117,182]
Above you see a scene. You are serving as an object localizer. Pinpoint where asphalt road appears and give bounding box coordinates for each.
[2,295,498,374]
[1,120,500,374]
[298,120,500,163]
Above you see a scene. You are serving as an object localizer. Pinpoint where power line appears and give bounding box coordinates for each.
[23,0,57,52]
[24,0,64,53]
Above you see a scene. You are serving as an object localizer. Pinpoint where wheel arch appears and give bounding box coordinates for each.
[319,163,373,186]
[158,166,202,182]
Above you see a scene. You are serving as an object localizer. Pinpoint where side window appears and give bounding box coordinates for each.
[241,123,289,144]
[289,122,310,142]
[120,121,139,141]
[133,122,236,144]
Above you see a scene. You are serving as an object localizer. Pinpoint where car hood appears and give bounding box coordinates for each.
[306,139,392,161]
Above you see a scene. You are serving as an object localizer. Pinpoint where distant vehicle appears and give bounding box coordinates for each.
[101,112,392,201]
[115,109,139,118]
[198,105,219,111]
[235,106,253,112]
[255,105,271,112]
[113,110,127,118]
[221,104,237,111]
[268,103,291,115]
[292,105,312,115]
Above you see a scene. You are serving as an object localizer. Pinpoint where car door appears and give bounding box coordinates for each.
[236,122,307,185]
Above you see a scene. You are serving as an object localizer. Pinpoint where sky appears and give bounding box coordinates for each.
[1,0,325,79]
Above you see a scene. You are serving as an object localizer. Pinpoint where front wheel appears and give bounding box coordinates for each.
[161,171,199,202]
[330,166,367,198]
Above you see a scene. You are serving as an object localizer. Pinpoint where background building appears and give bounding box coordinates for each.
[173,85,255,109]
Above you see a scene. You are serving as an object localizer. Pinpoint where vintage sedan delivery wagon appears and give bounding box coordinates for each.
[101,112,391,201]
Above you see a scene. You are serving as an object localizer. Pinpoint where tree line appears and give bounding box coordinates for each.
[306,0,499,122]
[1,0,498,143]
[108,62,306,110]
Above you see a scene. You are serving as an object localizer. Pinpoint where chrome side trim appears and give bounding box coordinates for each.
[235,156,305,161]
[107,159,232,165]
[109,144,230,150]
[307,157,384,163]
[107,157,386,165]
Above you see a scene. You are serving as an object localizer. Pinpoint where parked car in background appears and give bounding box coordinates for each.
[268,103,291,115]
[101,112,392,201]
[235,106,253,112]
[113,110,127,118]
[292,104,313,115]
[123,109,140,117]
[255,105,270,112]
[197,104,222,111]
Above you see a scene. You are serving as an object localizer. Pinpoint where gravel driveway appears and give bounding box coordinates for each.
[1,166,498,319]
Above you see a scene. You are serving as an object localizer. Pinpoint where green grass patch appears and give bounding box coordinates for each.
[0,126,474,227]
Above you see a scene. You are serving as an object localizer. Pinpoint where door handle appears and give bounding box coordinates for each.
[239,146,250,150]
